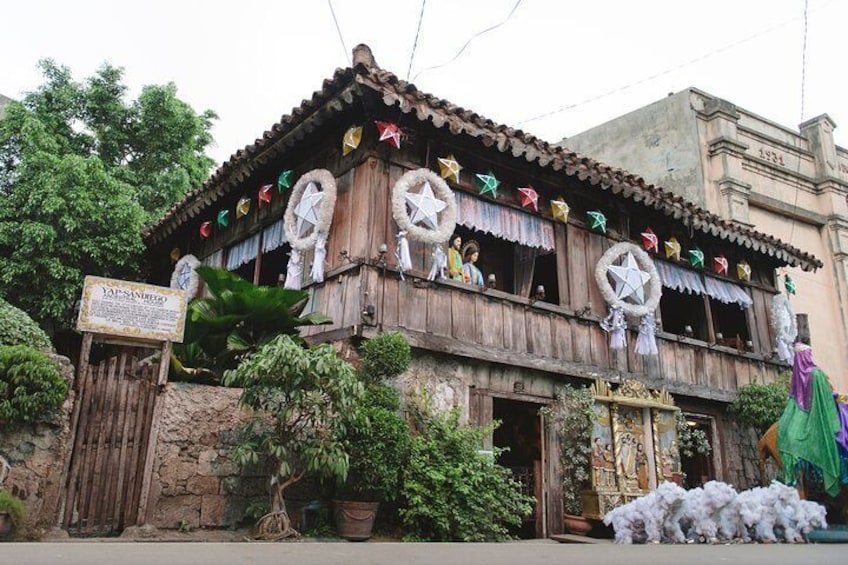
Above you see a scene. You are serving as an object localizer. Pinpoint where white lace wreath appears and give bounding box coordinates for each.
[170,254,201,299]
[771,294,797,345]
[594,241,662,318]
[392,168,457,244]
[283,169,338,251]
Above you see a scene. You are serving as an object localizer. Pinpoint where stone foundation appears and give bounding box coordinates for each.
[0,354,75,538]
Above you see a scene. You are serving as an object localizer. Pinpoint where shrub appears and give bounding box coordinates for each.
[0,298,52,351]
[0,345,67,427]
[399,396,534,541]
[359,332,411,382]
[0,489,27,537]
[339,384,410,502]
[729,375,790,434]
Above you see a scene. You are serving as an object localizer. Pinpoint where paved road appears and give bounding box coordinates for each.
[4,541,846,565]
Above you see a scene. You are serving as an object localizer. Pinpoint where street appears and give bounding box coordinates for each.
[3,541,846,565]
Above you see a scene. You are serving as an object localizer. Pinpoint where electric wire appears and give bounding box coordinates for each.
[411,0,523,83]
[327,0,351,66]
[786,0,811,256]
[406,0,427,81]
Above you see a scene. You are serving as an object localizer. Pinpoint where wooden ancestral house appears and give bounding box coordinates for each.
[144,45,821,537]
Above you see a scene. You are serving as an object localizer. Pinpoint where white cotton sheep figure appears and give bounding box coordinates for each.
[733,486,767,542]
[603,496,647,544]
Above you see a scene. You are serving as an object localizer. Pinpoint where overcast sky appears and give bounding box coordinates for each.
[2,0,844,166]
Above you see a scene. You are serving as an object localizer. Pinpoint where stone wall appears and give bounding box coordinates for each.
[0,354,75,538]
[145,382,267,530]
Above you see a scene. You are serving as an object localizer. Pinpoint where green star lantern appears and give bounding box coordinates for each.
[475,172,500,198]
[587,210,607,234]
[217,209,230,228]
[277,170,294,193]
[784,274,797,295]
[689,248,705,269]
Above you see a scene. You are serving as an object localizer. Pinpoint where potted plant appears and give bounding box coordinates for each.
[334,332,411,541]
[0,489,26,540]
[335,383,410,540]
[541,384,595,535]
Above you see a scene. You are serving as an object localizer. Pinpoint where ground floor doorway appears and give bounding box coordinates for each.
[680,414,716,489]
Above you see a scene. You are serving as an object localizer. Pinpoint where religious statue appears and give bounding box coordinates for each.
[592,438,605,487]
[636,442,649,490]
[462,241,485,288]
[447,234,464,281]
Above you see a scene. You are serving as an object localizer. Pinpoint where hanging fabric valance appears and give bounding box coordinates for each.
[262,219,288,254]
[656,260,752,309]
[225,233,260,271]
[201,249,224,269]
[454,191,555,251]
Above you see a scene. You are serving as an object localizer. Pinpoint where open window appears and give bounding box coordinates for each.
[709,299,750,348]
[659,289,709,340]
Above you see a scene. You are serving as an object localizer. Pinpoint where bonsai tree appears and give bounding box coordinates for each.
[0,345,67,428]
[541,384,595,516]
[223,334,362,539]
[0,489,26,539]
[172,267,331,383]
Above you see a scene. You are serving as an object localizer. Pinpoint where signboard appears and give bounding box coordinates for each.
[77,276,187,343]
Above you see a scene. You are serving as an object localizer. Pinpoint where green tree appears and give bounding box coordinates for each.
[223,335,363,539]
[0,60,216,338]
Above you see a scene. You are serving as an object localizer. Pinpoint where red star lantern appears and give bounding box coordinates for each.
[714,255,729,276]
[258,184,273,208]
[517,186,539,212]
[640,227,659,253]
[375,121,403,149]
[199,221,212,239]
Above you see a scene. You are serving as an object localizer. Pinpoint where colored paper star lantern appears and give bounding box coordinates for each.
[587,210,607,233]
[784,274,796,295]
[236,197,251,219]
[688,248,705,269]
[664,236,681,261]
[475,172,500,198]
[199,221,212,239]
[217,209,230,228]
[517,186,539,212]
[375,121,403,149]
[405,181,447,230]
[170,247,181,263]
[258,184,273,208]
[641,227,659,253]
[608,252,651,305]
[277,170,294,193]
[551,199,570,223]
[713,255,729,276]
[437,154,462,183]
[294,182,324,237]
[737,260,751,282]
[342,126,363,156]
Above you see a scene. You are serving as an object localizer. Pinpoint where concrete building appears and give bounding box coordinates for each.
[564,89,848,389]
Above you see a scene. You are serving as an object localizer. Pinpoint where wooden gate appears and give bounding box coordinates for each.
[62,349,159,535]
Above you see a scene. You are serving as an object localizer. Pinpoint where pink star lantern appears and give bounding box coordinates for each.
[640,227,659,253]
[714,255,729,276]
[258,184,273,208]
[517,186,539,212]
[375,121,403,149]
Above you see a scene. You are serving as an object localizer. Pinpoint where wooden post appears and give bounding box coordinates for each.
[796,313,811,345]
[135,340,172,525]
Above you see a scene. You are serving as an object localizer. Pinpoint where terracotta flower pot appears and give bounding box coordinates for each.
[334,500,379,541]
[563,513,592,536]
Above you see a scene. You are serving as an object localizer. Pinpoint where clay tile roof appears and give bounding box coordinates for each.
[143,45,822,272]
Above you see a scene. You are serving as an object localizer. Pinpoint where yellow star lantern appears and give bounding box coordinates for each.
[236,197,251,219]
[737,260,752,282]
[551,198,570,223]
[342,126,363,156]
[437,154,462,183]
[170,247,181,263]
[664,236,682,261]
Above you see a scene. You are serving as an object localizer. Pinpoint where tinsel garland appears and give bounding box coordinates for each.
[283,249,303,290]
[396,230,412,280]
[392,168,457,244]
[310,232,328,283]
[427,244,447,281]
[635,313,659,355]
[771,294,797,364]
[600,305,627,350]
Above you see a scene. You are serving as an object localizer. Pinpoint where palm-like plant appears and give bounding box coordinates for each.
[171,267,331,382]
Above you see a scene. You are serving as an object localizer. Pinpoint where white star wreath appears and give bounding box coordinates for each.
[595,242,662,318]
[170,254,201,299]
[392,168,457,244]
[283,169,338,251]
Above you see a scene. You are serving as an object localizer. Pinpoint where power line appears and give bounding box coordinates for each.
[406,0,427,81]
[327,0,351,66]
[516,1,831,127]
[786,0,811,251]
[411,0,523,83]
